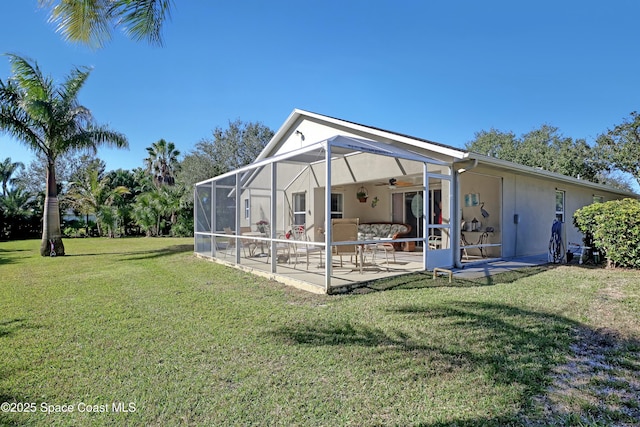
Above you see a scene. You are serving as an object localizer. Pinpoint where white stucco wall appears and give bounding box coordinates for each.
[472,166,628,258]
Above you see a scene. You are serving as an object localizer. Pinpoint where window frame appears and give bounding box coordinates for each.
[555,190,565,223]
[293,192,306,226]
[330,193,344,219]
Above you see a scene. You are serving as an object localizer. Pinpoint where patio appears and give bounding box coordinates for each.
[196,242,429,293]
[194,135,456,293]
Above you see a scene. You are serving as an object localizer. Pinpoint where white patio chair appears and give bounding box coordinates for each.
[290,225,323,269]
[266,233,290,264]
[223,227,251,258]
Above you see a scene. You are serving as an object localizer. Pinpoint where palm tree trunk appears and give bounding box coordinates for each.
[40,161,65,256]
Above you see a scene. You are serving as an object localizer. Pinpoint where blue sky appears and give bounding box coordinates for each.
[2,1,639,178]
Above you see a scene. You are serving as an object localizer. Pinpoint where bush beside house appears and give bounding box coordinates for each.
[574,198,640,268]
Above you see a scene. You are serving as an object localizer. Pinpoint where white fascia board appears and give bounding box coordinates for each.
[257,109,467,162]
[195,141,327,186]
[328,135,449,165]
[306,111,467,159]
[254,109,305,162]
[464,152,640,198]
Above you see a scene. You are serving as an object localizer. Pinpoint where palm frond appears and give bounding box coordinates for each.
[115,0,172,46]
[44,0,113,48]
[59,66,92,104]
[39,0,172,48]
[5,54,53,101]
[0,103,47,154]
[63,127,129,153]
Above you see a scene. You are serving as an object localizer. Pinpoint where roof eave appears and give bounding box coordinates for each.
[465,152,639,197]
[256,109,468,162]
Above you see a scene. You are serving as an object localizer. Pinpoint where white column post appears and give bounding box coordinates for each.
[234,173,241,263]
[324,143,332,292]
[270,162,278,273]
[211,183,216,257]
[423,163,429,271]
[453,168,461,268]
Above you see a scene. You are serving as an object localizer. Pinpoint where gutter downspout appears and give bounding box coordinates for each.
[453,158,478,268]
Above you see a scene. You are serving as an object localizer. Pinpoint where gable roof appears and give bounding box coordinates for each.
[256,109,638,198]
[257,109,467,162]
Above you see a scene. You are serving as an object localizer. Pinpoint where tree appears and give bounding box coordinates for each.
[466,125,607,183]
[144,139,180,187]
[0,157,24,196]
[105,168,138,235]
[132,190,162,236]
[0,187,38,239]
[0,54,128,255]
[67,162,129,237]
[38,0,174,48]
[596,111,640,188]
[209,119,274,172]
[131,167,155,194]
[178,120,274,201]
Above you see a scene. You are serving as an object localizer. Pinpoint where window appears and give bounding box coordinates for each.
[330,193,343,219]
[555,190,565,222]
[593,195,604,204]
[293,193,306,226]
[244,199,250,219]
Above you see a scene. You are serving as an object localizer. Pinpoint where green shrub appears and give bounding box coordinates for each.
[574,198,640,268]
[171,212,194,237]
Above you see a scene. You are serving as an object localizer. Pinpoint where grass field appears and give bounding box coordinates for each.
[0,237,638,426]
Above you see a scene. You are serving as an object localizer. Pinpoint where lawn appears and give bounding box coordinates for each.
[0,238,638,426]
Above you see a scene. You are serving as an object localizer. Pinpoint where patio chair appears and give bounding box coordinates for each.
[223,227,253,258]
[240,226,259,256]
[372,241,396,271]
[331,218,359,268]
[266,233,290,264]
[290,225,323,269]
[428,235,442,250]
[460,233,470,261]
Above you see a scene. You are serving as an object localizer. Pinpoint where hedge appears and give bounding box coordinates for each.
[573,198,640,268]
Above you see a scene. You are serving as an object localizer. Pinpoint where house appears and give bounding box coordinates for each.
[194,109,637,293]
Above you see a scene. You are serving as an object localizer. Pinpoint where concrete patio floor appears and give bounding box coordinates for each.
[453,253,550,280]
[198,248,552,294]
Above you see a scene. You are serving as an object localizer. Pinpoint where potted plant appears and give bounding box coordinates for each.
[256,220,269,233]
[356,186,368,203]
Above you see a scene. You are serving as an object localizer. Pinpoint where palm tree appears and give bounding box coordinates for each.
[0,54,128,256]
[38,0,174,48]
[67,167,129,237]
[0,157,24,196]
[132,191,162,236]
[144,139,180,188]
[0,187,37,239]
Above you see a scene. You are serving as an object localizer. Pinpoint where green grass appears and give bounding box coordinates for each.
[0,238,638,426]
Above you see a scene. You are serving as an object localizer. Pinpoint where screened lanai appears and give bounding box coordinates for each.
[194,135,453,293]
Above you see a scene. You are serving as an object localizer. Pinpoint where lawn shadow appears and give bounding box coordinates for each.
[64,244,193,260]
[347,265,556,293]
[271,300,640,425]
[0,248,31,266]
[119,244,193,261]
[0,318,27,339]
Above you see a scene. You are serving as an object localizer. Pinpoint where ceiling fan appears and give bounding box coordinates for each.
[374,178,414,188]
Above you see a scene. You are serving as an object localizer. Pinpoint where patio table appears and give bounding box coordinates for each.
[242,232,266,256]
